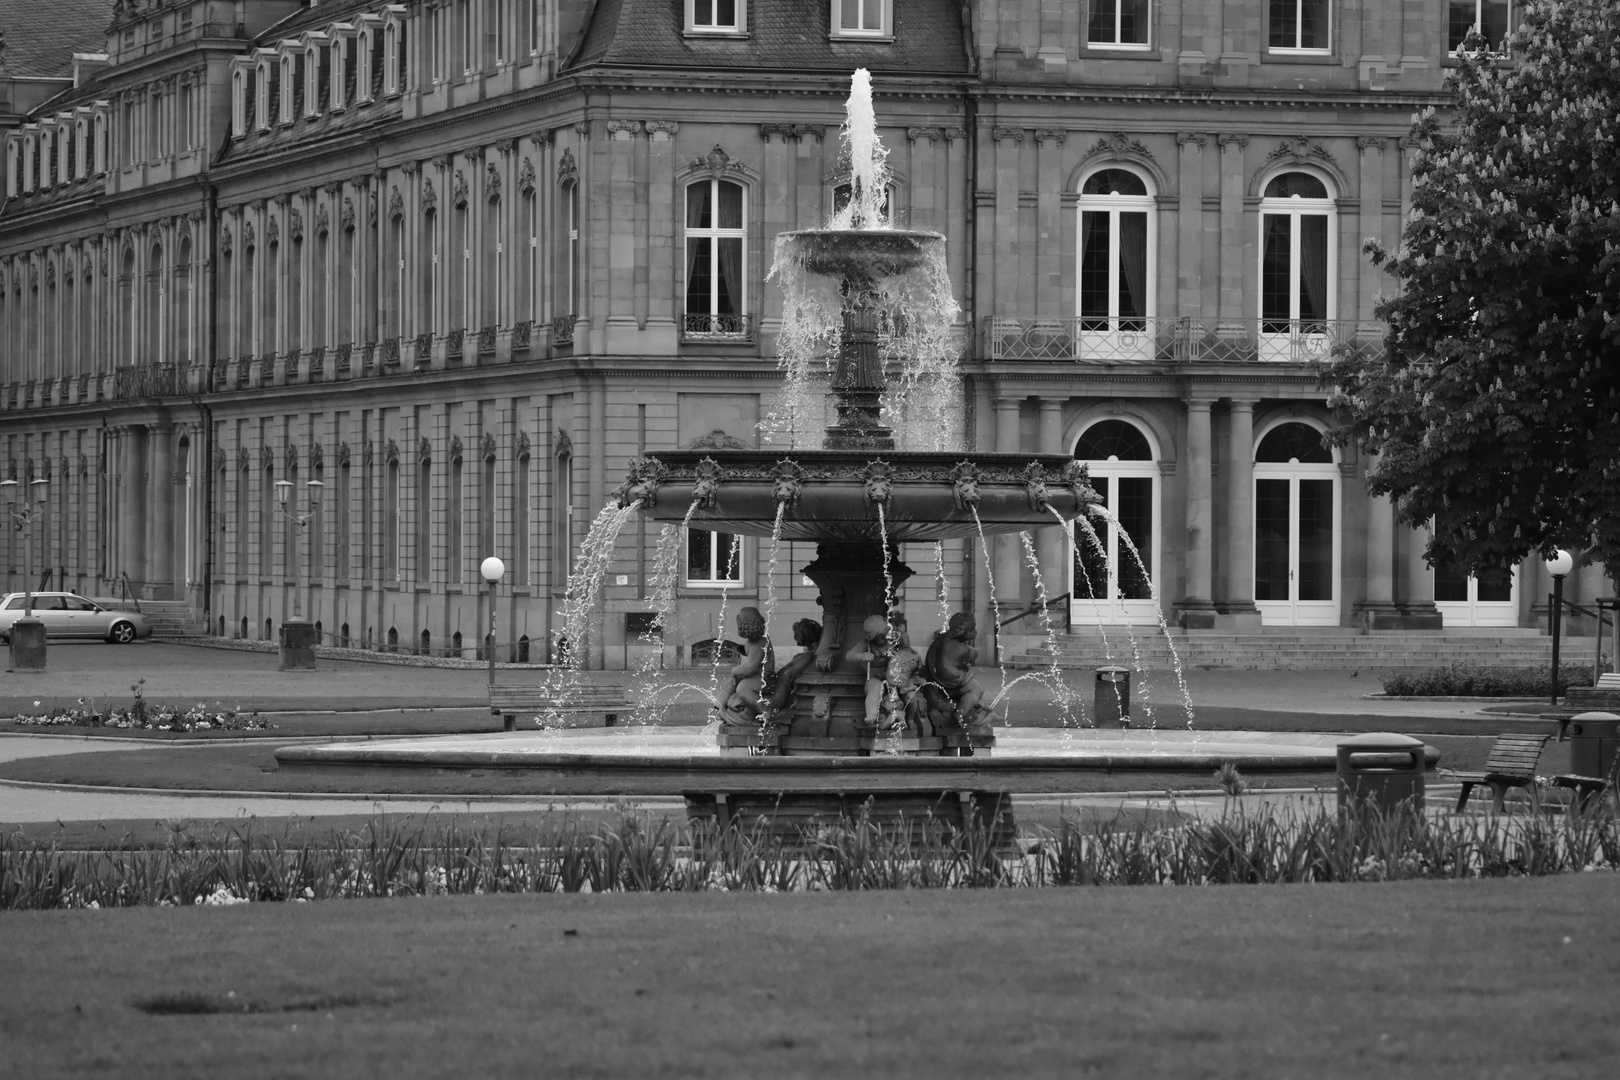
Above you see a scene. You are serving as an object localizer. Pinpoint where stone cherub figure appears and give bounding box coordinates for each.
[923,611,992,737]
[718,607,774,727]
[764,617,823,718]
[846,613,897,730]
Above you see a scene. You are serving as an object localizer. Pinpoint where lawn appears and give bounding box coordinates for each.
[2,874,1615,1078]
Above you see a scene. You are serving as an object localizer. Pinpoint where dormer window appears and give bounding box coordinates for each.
[257,59,274,128]
[832,0,890,38]
[688,0,744,33]
[306,47,322,117]
[280,55,295,124]
[38,128,53,188]
[5,138,19,198]
[75,120,89,180]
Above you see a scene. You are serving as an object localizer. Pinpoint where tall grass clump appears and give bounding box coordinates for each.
[2,804,1616,911]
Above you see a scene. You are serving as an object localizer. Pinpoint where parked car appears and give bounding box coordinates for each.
[0,592,152,644]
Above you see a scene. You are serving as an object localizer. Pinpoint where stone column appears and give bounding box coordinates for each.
[1221,398,1260,627]
[1355,453,1400,628]
[1180,399,1216,628]
[1401,519,1443,627]
[992,397,1023,611]
[1216,135,1248,326]
[148,425,174,597]
[120,425,148,591]
[1035,397,1068,609]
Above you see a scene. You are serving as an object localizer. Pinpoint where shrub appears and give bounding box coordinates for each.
[1382,662,1601,697]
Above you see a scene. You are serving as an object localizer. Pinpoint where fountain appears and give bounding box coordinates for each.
[274,73,1437,828]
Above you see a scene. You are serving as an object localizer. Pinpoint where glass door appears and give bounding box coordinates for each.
[1435,563,1518,627]
[1072,473,1158,625]
[1254,474,1339,625]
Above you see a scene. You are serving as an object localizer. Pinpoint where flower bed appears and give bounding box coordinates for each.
[7,678,270,733]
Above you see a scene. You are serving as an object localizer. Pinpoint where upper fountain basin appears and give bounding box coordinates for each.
[618,450,1101,543]
[775,229,946,280]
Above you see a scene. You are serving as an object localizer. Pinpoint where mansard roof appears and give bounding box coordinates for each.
[0,0,114,78]
[571,0,970,76]
[256,0,380,43]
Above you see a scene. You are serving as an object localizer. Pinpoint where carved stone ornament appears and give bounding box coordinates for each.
[1176,132,1208,149]
[364,439,376,467]
[289,208,304,242]
[518,158,535,195]
[422,178,437,213]
[1267,135,1334,166]
[221,226,233,255]
[992,127,1025,144]
[341,197,355,231]
[605,119,641,140]
[242,219,255,248]
[384,438,399,465]
[259,445,274,471]
[515,431,531,460]
[1086,132,1149,161]
[1356,136,1388,154]
[310,443,324,472]
[557,149,577,187]
[614,455,669,509]
[692,145,751,177]
[1218,133,1250,150]
[417,436,432,465]
[213,445,227,472]
[448,434,463,464]
[314,204,330,236]
[690,457,724,508]
[1023,462,1053,513]
[485,162,501,202]
[388,186,404,220]
[368,191,378,225]
[337,441,351,467]
[480,431,496,461]
[645,120,680,140]
[683,429,748,451]
[237,446,250,471]
[80,453,90,477]
[266,216,280,246]
[771,459,807,509]
[554,428,573,456]
[285,444,298,472]
[452,170,468,209]
[948,460,981,511]
[1034,129,1068,146]
[44,261,55,287]
[906,127,941,143]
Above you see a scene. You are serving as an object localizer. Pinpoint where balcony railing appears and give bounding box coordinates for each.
[681,313,752,341]
[413,332,432,368]
[380,338,400,369]
[308,346,326,382]
[512,320,532,351]
[112,363,177,400]
[446,328,466,365]
[477,325,497,356]
[981,317,1386,365]
[552,315,575,347]
[336,343,353,377]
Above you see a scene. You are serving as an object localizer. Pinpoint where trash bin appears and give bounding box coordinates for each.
[1336,733,1426,815]
[1566,712,1620,780]
[1095,666,1131,728]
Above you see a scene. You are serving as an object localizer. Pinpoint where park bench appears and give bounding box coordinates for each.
[488,685,630,731]
[1551,747,1620,815]
[1452,733,1551,812]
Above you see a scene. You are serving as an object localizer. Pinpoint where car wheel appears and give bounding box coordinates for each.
[109,622,137,645]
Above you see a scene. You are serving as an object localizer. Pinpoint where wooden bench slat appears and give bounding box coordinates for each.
[1456,734,1550,813]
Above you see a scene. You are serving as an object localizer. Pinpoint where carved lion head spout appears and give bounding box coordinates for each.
[1023,461,1053,512]
[614,455,669,510]
[771,459,807,509]
[1058,459,1103,511]
[860,459,895,507]
[691,457,725,508]
[948,460,981,512]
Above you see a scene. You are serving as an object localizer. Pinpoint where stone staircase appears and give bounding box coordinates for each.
[89,597,210,639]
[1005,627,1559,671]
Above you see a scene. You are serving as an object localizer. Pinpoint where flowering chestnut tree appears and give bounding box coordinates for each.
[1324,0,1620,577]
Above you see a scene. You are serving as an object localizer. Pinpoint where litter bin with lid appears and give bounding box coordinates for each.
[1336,733,1427,814]
[1095,666,1131,728]
[1564,712,1620,781]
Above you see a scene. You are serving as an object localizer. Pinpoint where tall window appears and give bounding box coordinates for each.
[1072,421,1158,623]
[689,0,742,32]
[1088,0,1149,47]
[236,463,249,575]
[1268,0,1330,52]
[384,457,400,580]
[687,530,742,587]
[337,456,351,580]
[1449,1,1511,54]
[1253,421,1339,626]
[1259,171,1335,344]
[684,178,745,335]
[1077,168,1153,336]
[833,0,888,36]
[415,450,432,581]
[448,448,464,578]
[515,449,531,585]
[480,450,496,563]
[552,444,572,587]
[565,183,579,317]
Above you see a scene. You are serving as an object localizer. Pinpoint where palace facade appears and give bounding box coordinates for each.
[0,0,1594,666]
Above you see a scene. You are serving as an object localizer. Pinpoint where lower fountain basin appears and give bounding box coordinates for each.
[775,228,946,279]
[273,728,1438,797]
[623,450,1097,542]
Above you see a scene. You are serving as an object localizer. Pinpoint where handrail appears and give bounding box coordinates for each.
[999,592,1071,630]
[115,572,142,614]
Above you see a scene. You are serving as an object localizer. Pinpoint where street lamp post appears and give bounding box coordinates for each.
[1546,548,1574,706]
[480,556,505,689]
[276,478,325,671]
[2,478,51,672]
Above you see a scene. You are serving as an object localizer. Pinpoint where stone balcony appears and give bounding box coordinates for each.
[980,317,1387,366]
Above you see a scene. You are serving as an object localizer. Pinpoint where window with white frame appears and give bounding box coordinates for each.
[688,0,744,33]
[1088,0,1150,48]
[832,0,889,37]
[1448,0,1511,54]
[280,55,295,123]
[684,178,746,335]
[385,18,404,94]
[5,139,17,197]
[1077,167,1155,333]
[306,47,322,117]
[1268,0,1330,52]
[75,119,88,179]
[256,60,272,128]
[687,529,742,586]
[1259,171,1336,332]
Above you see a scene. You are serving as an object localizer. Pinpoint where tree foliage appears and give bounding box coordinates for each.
[1324,0,1620,578]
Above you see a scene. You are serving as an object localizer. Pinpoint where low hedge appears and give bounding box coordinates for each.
[1382,662,1600,698]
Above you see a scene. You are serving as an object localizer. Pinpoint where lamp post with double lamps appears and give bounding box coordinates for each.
[1,477,51,671]
[480,556,505,687]
[276,478,325,671]
[1546,548,1574,706]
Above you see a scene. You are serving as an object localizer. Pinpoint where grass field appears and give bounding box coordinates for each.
[3,874,1616,1079]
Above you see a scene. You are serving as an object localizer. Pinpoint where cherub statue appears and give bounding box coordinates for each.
[718,607,773,727]
[923,611,992,736]
[845,613,896,729]
[765,617,823,717]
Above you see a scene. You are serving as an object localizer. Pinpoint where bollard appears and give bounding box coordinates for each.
[279,619,318,671]
[8,617,47,672]
[1336,733,1427,815]
[1095,666,1131,728]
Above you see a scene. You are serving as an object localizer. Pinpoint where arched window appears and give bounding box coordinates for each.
[1077,167,1155,358]
[1253,420,1339,626]
[684,178,746,336]
[144,242,164,366]
[1259,170,1336,357]
[564,182,579,319]
[552,441,572,588]
[175,235,192,363]
[1072,419,1159,623]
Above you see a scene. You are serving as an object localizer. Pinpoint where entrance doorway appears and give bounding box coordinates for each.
[1071,419,1160,625]
[1254,421,1340,626]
